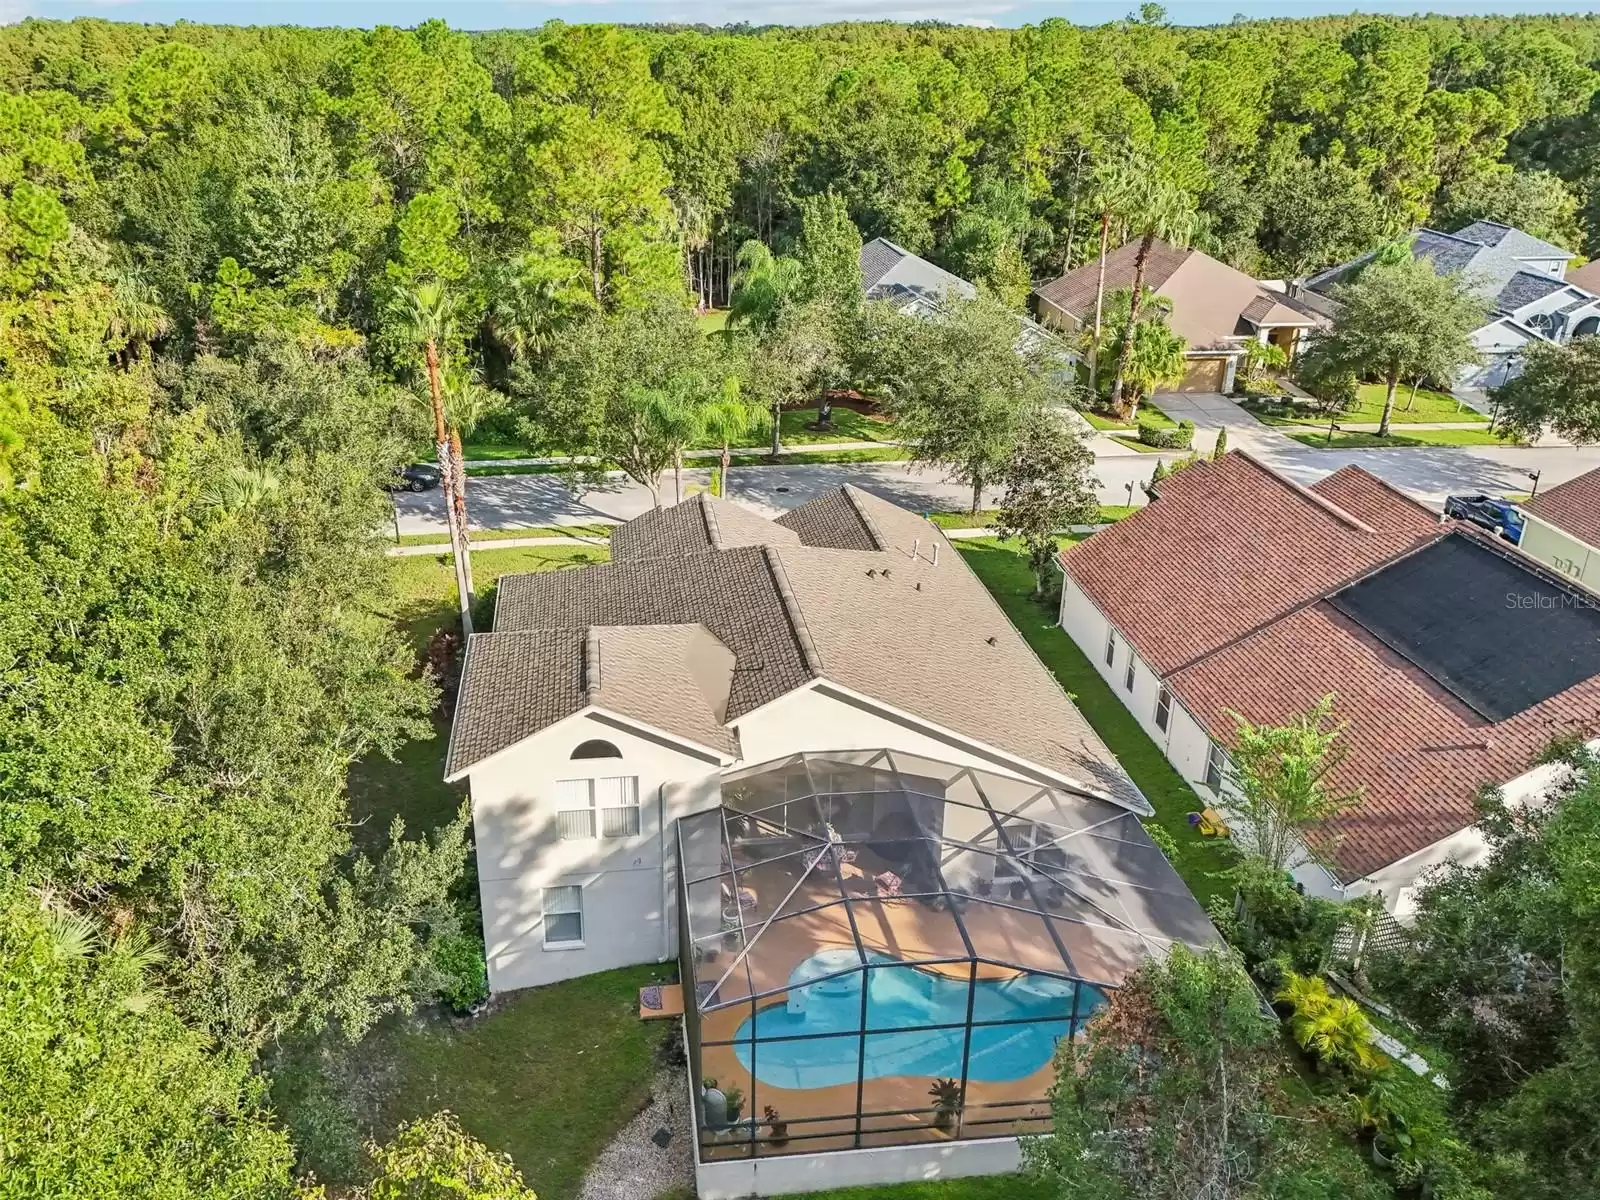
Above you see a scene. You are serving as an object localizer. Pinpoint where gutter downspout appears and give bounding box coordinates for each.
[658,782,671,964]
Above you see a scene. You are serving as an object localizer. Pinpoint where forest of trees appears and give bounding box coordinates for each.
[4,9,1600,1197]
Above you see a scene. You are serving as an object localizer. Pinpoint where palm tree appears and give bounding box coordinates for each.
[1086,154,1139,394]
[695,378,760,497]
[1108,177,1196,417]
[108,270,173,366]
[393,281,474,635]
[200,464,282,518]
[726,241,803,338]
[486,254,590,362]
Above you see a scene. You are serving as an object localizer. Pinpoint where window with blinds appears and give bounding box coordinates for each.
[555,776,639,840]
[542,885,583,945]
[598,775,641,838]
[555,778,596,840]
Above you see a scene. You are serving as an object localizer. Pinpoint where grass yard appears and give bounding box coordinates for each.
[459,438,541,461]
[1347,382,1484,424]
[1110,435,1170,454]
[776,406,899,446]
[727,445,912,467]
[1288,427,1515,450]
[274,964,672,1199]
[956,538,1236,904]
[697,308,731,334]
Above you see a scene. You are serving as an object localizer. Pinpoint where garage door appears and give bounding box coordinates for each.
[1176,357,1228,392]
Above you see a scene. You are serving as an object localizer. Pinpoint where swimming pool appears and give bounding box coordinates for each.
[731,949,1106,1089]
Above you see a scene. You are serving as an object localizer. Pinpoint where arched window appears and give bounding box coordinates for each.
[571,739,622,760]
[1574,315,1599,340]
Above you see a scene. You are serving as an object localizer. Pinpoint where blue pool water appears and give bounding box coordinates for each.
[731,950,1105,1089]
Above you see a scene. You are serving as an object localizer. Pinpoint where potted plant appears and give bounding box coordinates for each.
[928,1078,963,1131]
[724,1084,745,1125]
[974,877,993,898]
[764,1105,788,1146]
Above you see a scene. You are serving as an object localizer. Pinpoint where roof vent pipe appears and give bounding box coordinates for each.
[933,542,940,567]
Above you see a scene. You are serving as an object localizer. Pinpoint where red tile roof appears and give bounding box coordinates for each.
[1058,454,1600,882]
[1169,599,1600,881]
[1522,465,1600,551]
[1061,454,1439,676]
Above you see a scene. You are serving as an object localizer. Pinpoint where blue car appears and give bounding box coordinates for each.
[1444,493,1524,543]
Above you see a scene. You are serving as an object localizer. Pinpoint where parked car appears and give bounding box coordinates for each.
[1443,493,1524,542]
[391,463,443,493]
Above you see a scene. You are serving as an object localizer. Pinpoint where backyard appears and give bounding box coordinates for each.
[303,531,1245,1198]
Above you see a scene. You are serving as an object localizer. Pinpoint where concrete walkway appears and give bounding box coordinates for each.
[465,440,894,468]
[386,533,610,556]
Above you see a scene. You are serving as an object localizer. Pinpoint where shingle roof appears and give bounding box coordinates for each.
[451,489,1145,809]
[859,237,976,305]
[774,488,882,551]
[610,493,800,561]
[1494,270,1572,316]
[1568,261,1600,293]
[1307,222,1582,316]
[1060,453,1438,676]
[1523,465,1600,552]
[1034,240,1322,351]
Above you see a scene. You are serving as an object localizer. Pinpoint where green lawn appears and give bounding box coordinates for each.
[696,308,731,333]
[274,964,671,1198]
[1085,403,1176,433]
[459,438,541,461]
[1110,436,1169,454]
[1288,427,1515,449]
[956,538,1236,904]
[1347,382,1484,424]
[776,406,899,446]
[727,445,912,467]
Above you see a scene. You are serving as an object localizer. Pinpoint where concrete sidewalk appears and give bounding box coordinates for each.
[464,440,895,468]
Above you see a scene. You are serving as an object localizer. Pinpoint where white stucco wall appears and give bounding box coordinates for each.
[695,1135,1024,1198]
[467,710,723,992]
[1515,513,1600,592]
[732,684,1085,792]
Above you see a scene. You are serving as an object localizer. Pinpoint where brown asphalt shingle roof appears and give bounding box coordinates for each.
[774,488,882,551]
[1522,465,1600,552]
[450,488,1145,808]
[1034,240,1324,352]
[610,493,800,561]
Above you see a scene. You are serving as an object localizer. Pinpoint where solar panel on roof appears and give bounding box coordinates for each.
[1328,533,1600,721]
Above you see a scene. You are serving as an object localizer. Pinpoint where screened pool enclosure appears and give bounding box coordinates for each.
[676,750,1219,1160]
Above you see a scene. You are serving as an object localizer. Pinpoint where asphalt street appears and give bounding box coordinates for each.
[389,441,1600,537]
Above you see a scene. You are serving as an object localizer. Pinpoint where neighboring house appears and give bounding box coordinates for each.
[859,236,1066,358]
[1517,465,1600,593]
[1057,452,1600,920]
[1304,220,1600,390]
[1031,239,1326,393]
[1567,259,1600,294]
[446,487,1219,1194]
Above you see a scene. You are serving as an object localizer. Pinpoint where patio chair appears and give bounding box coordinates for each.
[873,871,903,896]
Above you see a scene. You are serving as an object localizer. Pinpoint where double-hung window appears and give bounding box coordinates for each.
[1103,629,1117,667]
[1155,686,1172,732]
[1124,658,1136,692]
[542,885,584,946]
[556,777,640,840]
[1204,742,1228,791]
[598,776,641,837]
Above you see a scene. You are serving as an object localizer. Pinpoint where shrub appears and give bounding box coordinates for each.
[432,932,489,1013]
[1137,418,1195,449]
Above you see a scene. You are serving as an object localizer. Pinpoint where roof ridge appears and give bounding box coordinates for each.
[584,627,602,694]
[1423,226,1487,248]
[696,492,722,550]
[761,545,824,676]
[1231,451,1376,534]
[840,485,887,551]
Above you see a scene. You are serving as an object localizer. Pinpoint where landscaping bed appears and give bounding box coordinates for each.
[1287,428,1515,449]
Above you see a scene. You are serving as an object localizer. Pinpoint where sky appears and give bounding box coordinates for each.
[7,0,1600,30]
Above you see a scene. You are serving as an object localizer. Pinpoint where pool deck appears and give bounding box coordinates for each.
[692,848,1074,1160]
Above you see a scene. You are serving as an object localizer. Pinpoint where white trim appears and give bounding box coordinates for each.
[446,703,736,782]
